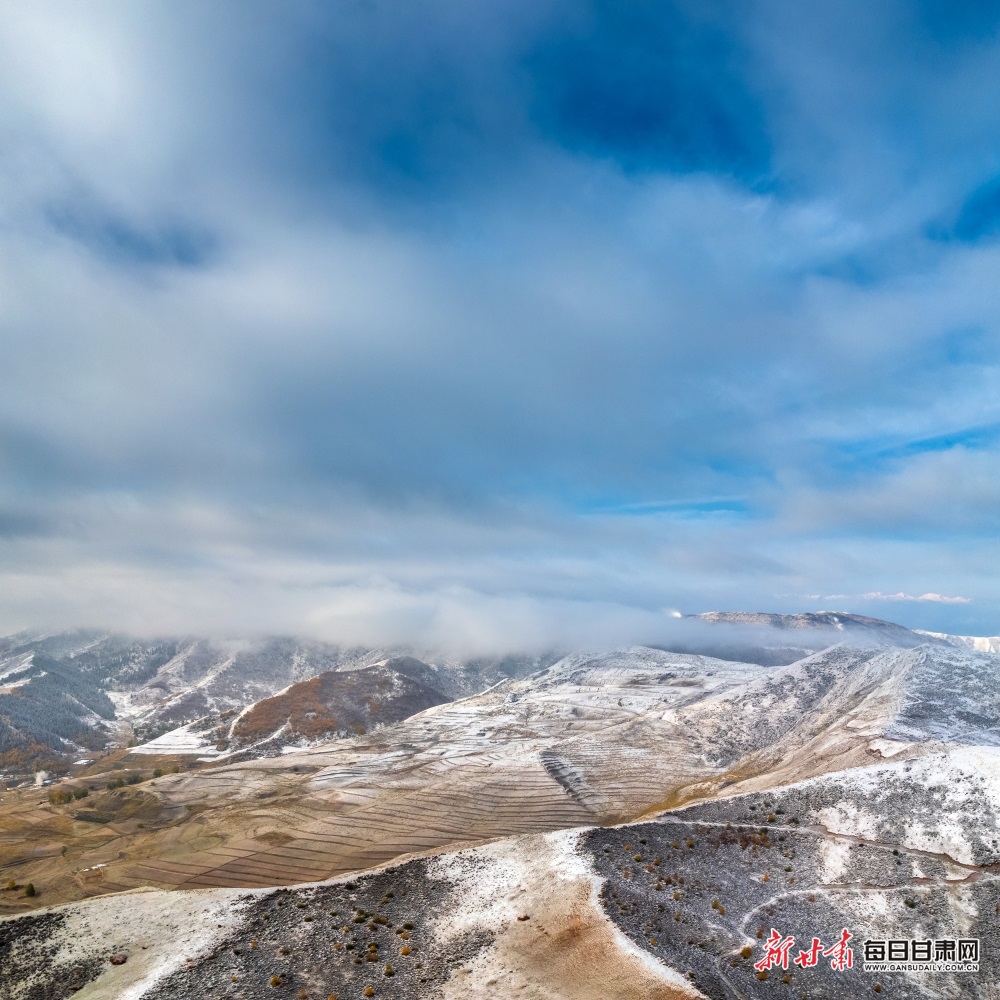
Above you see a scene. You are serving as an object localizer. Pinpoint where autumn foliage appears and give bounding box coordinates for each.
[233,666,449,744]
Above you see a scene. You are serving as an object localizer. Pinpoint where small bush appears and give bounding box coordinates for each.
[25,883,35,897]
[72,786,89,800]
[153,768,163,778]
[364,988,375,997]
[48,788,73,805]
[741,946,752,959]
[270,975,282,987]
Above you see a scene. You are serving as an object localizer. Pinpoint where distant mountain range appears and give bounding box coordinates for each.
[0,612,994,774]
[0,631,558,771]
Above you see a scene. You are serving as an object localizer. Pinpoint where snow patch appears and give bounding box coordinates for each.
[130,723,226,757]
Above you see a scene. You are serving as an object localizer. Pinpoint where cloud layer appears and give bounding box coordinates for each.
[1,1,1000,644]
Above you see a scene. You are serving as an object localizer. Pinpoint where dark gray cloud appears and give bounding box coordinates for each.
[0,1,999,644]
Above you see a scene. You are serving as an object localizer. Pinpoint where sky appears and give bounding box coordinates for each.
[2,0,1000,648]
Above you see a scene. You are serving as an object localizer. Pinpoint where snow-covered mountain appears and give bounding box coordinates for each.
[916,628,1000,654]
[4,620,1000,998]
[0,631,559,770]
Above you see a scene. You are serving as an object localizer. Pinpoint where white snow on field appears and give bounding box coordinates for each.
[805,746,1000,865]
[429,829,702,999]
[130,723,226,757]
[816,836,853,882]
[5,886,255,1000]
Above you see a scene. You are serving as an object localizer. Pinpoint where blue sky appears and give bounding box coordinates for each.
[2,0,1000,646]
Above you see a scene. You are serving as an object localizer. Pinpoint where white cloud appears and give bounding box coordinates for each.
[862,592,971,605]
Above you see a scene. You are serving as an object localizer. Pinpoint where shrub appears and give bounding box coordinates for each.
[48,788,73,805]
[153,768,163,778]
[364,988,375,997]
[270,975,282,987]
[741,946,752,959]
[73,786,89,799]
[25,883,35,897]
[5,880,15,891]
